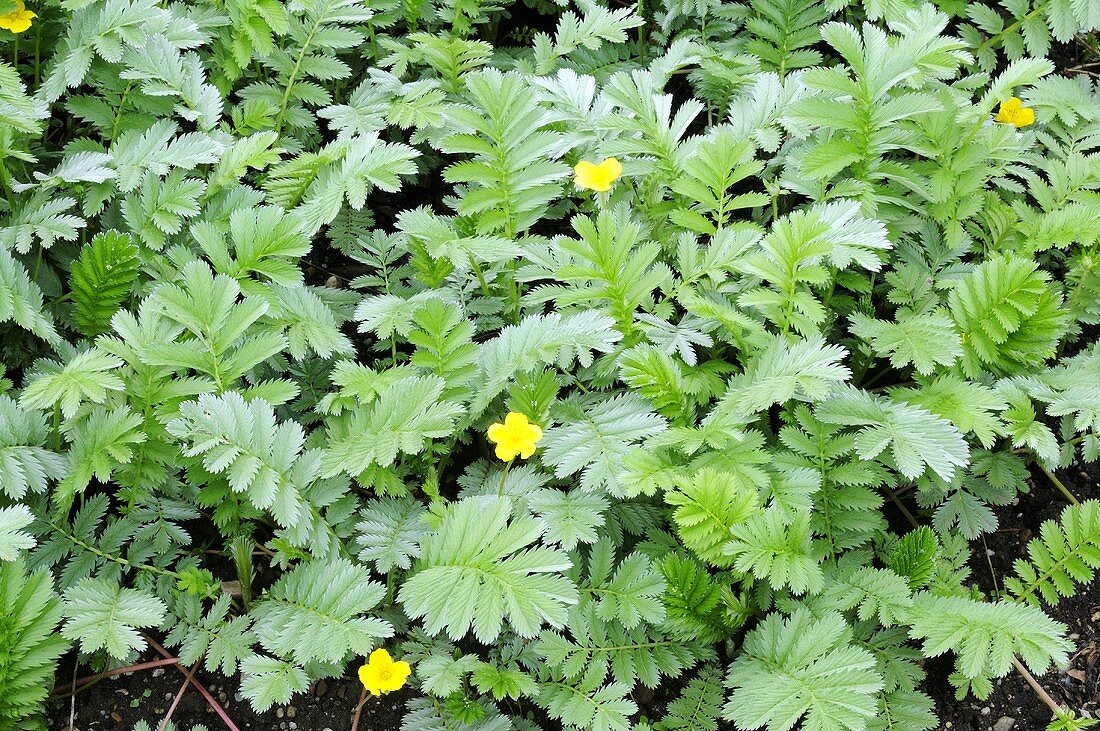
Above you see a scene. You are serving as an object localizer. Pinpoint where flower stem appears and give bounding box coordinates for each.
[350,686,369,731]
[1037,463,1080,505]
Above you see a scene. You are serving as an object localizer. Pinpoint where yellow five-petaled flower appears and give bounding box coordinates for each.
[995,97,1035,128]
[573,157,622,192]
[487,411,543,462]
[0,0,35,33]
[358,648,411,697]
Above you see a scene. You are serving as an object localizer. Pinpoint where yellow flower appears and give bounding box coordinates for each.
[573,158,622,192]
[994,97,1035,128]
[358,648,411,697]
[487,411,543,462]
[0,0,35,33]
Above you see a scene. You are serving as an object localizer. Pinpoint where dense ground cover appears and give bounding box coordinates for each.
[2,0,1100,729]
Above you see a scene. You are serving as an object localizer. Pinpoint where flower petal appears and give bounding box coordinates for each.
[504,411,528,428]
[573,160,598,190]
[359,664,383,696]
[598,157,622,180]
[368,648,393,667]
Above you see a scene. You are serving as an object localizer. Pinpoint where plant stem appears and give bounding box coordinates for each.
[51,658,180,697]
[274,15,323,136]
[497,460,511,496]
[110,82,134,142]
[142,633,241,731]
[158,663,198,731]
[350,686,369,731]
[0,160,15,210]
[468,253,492,298]
[51,522,182,580]
[1037,463,1080,505]
[1012,656,1064,717]
[33,20,39,86]
[882,483,920,529]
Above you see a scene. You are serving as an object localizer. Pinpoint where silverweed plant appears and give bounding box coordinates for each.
[1,0,1100,729]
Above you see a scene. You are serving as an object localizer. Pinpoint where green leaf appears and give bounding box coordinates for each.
[0,394,67,499]
[355,496,430,573]
[61,579,166,659]
[399,496,578,642]
[239,655,310,712]
[849,309,962,375]
[725,508,824,595]
[908,595,1073,685]
[322,375,464,476]
[666,468,758,566]
[541,394,667,495]
[20,349,125,419]
[816,385,970,481]
[724,609,884,731]
[887,526,939,589]
[0,559,69,727]
[0,248,59,344]
[705,336,851,430]
[1005,500,1100,608]
[0,505,35,560]
[166,392,311,528]
[250,557,391,665]
[70,231,139,338]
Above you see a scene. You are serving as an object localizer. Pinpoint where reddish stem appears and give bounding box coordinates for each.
[141,633,241,731]
[51,657,180,697]
[159,663,198,731]
[350,686,368,731]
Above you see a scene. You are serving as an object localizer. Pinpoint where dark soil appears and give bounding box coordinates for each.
[926,462,1100,731]
[47,669,414,731]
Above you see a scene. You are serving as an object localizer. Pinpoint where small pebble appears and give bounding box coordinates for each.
[1069,633,1080,640]
[277,708,285,718]
[981,706,991,716]
[993,717,1017,731]
[152,668,164,677]
[287,706,297,718]
[234,692,244,702]
[289,724,297,730]
[985,549,995,557]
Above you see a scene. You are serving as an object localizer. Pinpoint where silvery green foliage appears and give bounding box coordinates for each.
[2,0,1100,727]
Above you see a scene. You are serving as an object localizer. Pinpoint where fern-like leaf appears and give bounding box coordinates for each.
[399,496,578,642]
[70,230,139,338]
[723,609,884,731]
[0,560,69,730]
[1005,500,1100,608]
